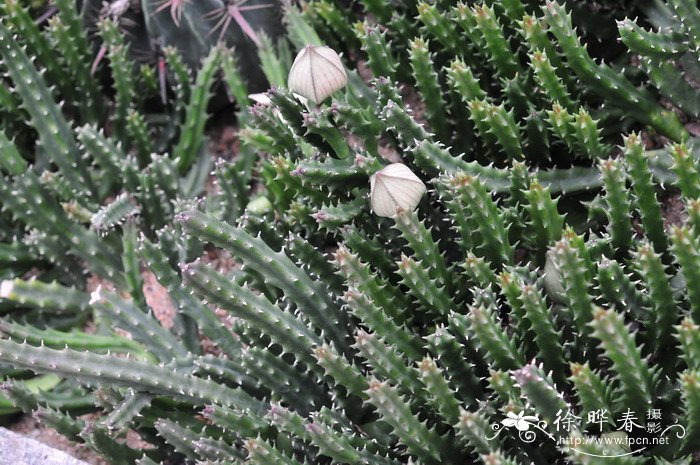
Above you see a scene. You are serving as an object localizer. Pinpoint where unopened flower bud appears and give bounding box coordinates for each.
[288,45,347,104]
[0,280,14,299]
[369,163,426,217]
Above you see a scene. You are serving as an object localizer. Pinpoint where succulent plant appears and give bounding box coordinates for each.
[1,0,700,464]
[0,0,255,421]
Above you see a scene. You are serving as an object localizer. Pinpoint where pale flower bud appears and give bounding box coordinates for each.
[0,280,14,299]
[287,44,348,104]
[370,163,426,217]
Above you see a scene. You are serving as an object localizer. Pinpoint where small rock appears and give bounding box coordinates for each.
[685,122,700,137]
[0,427,88,465]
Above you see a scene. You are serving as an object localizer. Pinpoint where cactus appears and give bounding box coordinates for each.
[84,0,285,94]
[1,0,700,464]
